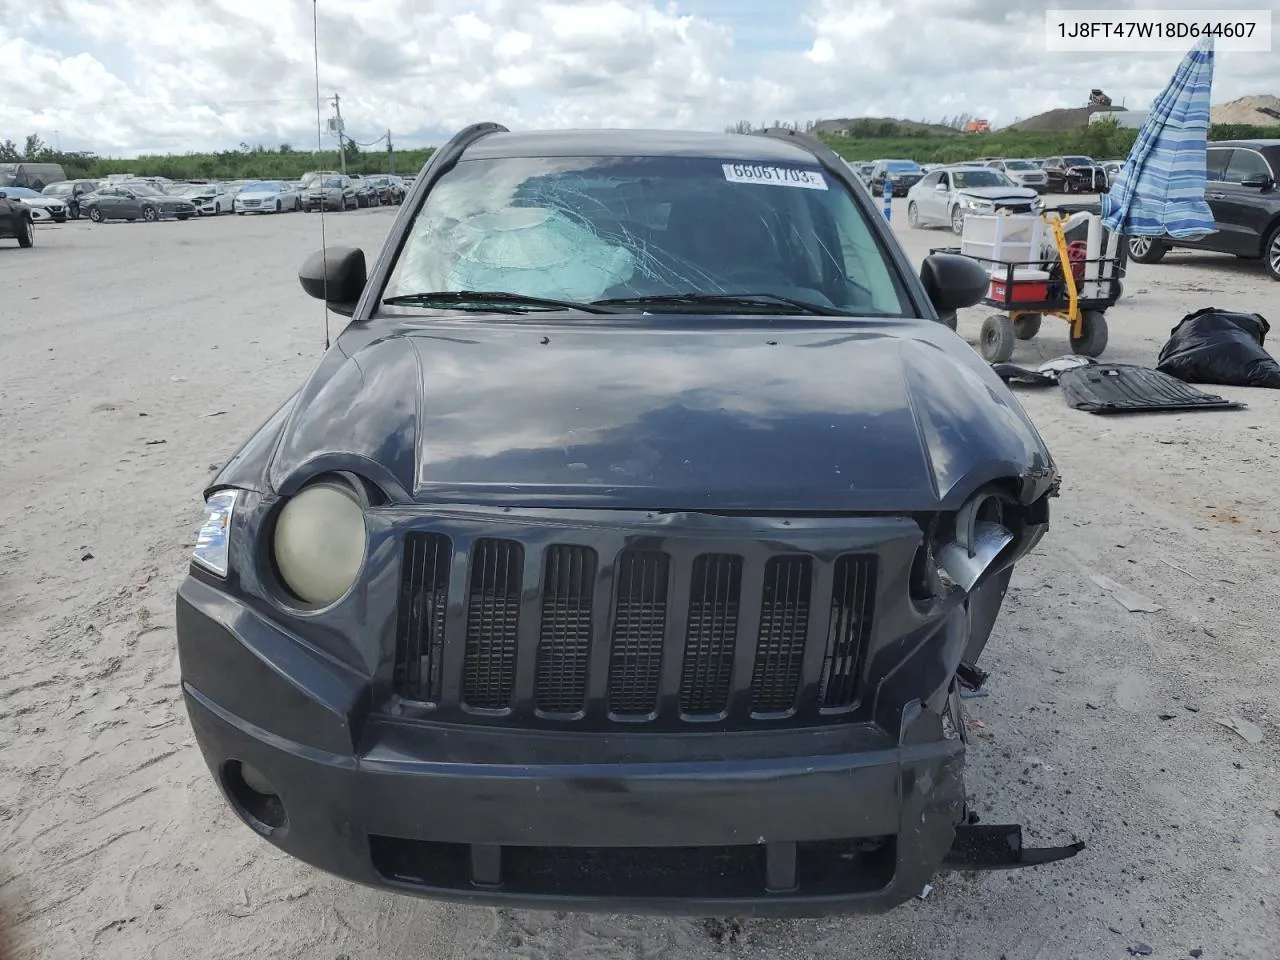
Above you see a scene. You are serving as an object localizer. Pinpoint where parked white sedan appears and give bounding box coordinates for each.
[179,183,234,215]
[905,165,1044,235]
[234,180,301,214]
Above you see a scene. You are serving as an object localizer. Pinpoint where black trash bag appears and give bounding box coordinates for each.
[1155,307,1280,388]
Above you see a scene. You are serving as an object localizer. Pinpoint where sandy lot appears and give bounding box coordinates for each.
[1,198,1278,960]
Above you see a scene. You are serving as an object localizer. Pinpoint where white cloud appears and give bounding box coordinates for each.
[0,0,1276,156]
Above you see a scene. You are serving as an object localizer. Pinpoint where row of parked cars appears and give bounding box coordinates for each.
[849,139,1280,281]
[1,171,411,228]
[848,156,1124,198]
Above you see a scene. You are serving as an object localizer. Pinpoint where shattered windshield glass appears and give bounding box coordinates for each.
[383,155,910,316]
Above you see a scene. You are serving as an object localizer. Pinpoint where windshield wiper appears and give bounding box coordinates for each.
[382,290,611,314]
[591,292,848,316]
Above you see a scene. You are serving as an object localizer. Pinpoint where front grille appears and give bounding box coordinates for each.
[607,551,670,716]
[241,199,261,207]
[750,556,812,713]
[534,545,597,714]
[461,539,523,710]
[819,555,877,709]
[678,554,742,716]
[392,532,880,728]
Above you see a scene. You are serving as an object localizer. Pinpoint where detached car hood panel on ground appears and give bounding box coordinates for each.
[261,320,1055,511]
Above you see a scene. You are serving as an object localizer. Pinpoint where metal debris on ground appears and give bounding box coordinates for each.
[918,884,934,900]
[1128,944,1154,957]
[1090,573,1163,612]
[1213,716,1264,744]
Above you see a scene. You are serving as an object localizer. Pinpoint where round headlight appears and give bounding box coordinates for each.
[272,479,367,608]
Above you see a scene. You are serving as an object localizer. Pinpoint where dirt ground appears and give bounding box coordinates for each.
[1,199,1278,960]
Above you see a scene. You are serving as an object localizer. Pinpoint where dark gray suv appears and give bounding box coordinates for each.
[1126,140,1280,281]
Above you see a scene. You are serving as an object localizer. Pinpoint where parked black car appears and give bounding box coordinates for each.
[176,123,1073,919]
[0,189,36,247]
[868,159,925,197]
[350,175,381,207]
[1041,156,1108,193]
[82,184,196,222]
[1126,140,1280,281]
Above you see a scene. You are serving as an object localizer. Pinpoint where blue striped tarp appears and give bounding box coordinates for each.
[1101,37,1216,239]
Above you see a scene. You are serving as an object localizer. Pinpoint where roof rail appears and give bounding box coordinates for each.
[751,126,849,175]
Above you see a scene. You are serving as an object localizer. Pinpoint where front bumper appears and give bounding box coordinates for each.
[177,575,972,916]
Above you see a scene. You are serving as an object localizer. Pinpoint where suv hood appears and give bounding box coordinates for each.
[261,320,1055,512]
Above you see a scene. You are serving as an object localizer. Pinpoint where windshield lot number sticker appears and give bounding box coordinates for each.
[722,163,828,190]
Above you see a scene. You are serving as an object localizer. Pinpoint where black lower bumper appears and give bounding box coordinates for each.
[177,576,980,917]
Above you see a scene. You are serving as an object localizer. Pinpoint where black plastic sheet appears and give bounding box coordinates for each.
[1156,308,1280,389]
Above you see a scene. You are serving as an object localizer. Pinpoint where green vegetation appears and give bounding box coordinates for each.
[819,117,1280,163]
[4,117,1280,182]
[1,134,436,181]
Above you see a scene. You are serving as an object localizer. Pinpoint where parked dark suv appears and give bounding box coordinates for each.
[868,159,925,197]
[1041,156,1108,194]
[1126,140,1280,280]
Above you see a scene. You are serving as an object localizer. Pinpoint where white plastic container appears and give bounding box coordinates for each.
[962,214,1045,267]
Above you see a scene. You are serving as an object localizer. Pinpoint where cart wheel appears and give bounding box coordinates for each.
[1012,313,1042,340]
[938,310,958,331]
[1071,310,1109,358]
[980,314,1016,363]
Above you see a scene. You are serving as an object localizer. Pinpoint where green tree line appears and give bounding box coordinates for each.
[4,120,1279,181]
[1,134,437,181]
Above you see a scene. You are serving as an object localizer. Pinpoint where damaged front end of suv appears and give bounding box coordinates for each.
[175,123,1079,917]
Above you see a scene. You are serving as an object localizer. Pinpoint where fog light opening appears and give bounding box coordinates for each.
[223,759,288,834]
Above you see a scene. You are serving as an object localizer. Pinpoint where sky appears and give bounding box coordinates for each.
[1,0,1277,157]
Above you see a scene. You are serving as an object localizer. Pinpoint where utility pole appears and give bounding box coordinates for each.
[331,93,346,174]
[386,129,393,174]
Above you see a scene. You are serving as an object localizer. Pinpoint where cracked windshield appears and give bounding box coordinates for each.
[385,155,907,313]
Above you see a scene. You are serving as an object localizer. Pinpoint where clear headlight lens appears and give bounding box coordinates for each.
[193,490,239,577]
[272,479,367,608]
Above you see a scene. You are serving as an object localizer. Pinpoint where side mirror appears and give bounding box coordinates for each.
[299,246,367,316]
[935,183,947,191]
[1240,174,1272,189]
[919,253,990,314]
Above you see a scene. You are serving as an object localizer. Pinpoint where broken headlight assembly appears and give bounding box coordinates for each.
[269,474,370,609]
[910,489,1022,602]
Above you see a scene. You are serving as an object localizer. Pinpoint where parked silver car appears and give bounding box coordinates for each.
[905,165,1043,235]
[302,174,357,212]
[984,159,1049,193]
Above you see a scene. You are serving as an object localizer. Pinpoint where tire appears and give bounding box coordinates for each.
[907,202,920,228]
[950,205,965,236]
[1265,224,1280,281]
[979,313,1015,363]
[938,310,958,331]
[142,206,158,222]
[69,207,81,220]
[88,206,104,223]
[1071,309,1109,358]
[17,217,34,248]
[274,200,281,213]
[1127,236,1167,264]
[1012,314,1042,340]
[237,210,245,216]
[177,214,191,220]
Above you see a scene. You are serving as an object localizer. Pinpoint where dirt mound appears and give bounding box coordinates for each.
[1211,94,1280,125]
[1008,105,1124,133]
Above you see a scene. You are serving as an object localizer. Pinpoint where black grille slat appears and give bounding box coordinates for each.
[819,555,877,709]
[394,533,452,702]
[750,556,813,713]
[461,539,523,710]
[607,551,670,716]
[535,545,598,714]
[679,555,742,716]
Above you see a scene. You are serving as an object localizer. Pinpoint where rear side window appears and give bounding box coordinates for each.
[1222,149,1271,183]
